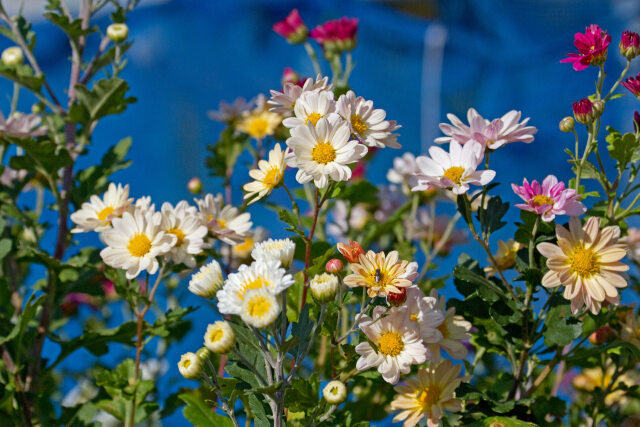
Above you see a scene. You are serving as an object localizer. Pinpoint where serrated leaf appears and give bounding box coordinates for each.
[73,78,136,123]
[543,304,582,347]
[179,392,234,427]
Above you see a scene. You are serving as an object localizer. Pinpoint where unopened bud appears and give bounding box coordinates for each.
[326,258,343,273]
[620,30,640,61]
[559,116,575,133]
[310,273,339,303]
[1,46,23,66]
[178,352,203,379]
[187,177,203,194]
[196,347,211,362]
[336,240,364,263]
[323,380,347,404]
[573,98,594,125]
[386,287,407,307]
[107,23,129,43]
[588,325,615,345]
[31,102,44,114]
[592,100,605,117]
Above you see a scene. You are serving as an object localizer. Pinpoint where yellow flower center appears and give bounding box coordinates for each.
[443,166,465,185]
[97,206,115,221]
[569,247,600,278]
[247,118,269,138]
[167,227,185,246]
[182,358,191,368]
[127,233,151,257]
[378,331,404,356]
[329,386,339,395]
[417,384,441,409]
[350,113,368,135]
[209,328,224,343]
[238,278,270,301]
[233,237,254,254]
[437,320,449,338]
[306,112,322,126]
[312,142,336,164]
[263,167,282,187]
[410,313,419,322]
[531,195,555,207]
[217,219,227,229]
[247,295,272,317]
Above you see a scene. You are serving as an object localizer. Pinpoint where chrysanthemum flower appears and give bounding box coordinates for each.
[251,238,296,269]
[484,239,525,277]
[561,24,612,71]
[427,289,472,362]
[285,114,367,188]
[512,175,586,222]
[327,200,370,241]
[189,259,224,299]
[337,240,365,263]
[390,359,470,427]
[272,9,308,44]
[621,310,640,350]
[323,380,347,404]
[216,260,294,315]
[237,108,282,139]
[411,140,495,195]
[207,97,252,122]
[405,287,445,344]
[268,75,331,116]
[282,90,335,129]
[243,143,286,204]
[160,201,208,268]
[573,365,635,406]
[620,30,640,60]
[387,153,419,187]
[71,183,133,233]
[336,90,401,148]
[409,210,467,255]
[204,321,235,354]
[100,210,176,279]
[344,250,414,297]
[230,227,267,262]
[310,273,339,303]
[132,195,155,215]
[622,72,640,98]
[310,17,359,51]
[355,306,428,384]
[573,98,595,124]
[177,352,202,379]
[537,217,629,314]
[0,112,48,138]
[195,193,252,245]
[240,288,281,328]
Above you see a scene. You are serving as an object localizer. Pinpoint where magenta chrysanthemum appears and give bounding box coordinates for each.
[273,9,307,44]
[511,175,586,222]
[561,24,611,71]
[622,73,640,98]
[310,17,358,51]
[620,30,640,60]
[572,98,594,124]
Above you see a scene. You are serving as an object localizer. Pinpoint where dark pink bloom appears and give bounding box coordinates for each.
[573,98,594,124]
[622,73,640,97]
[273,9,307,44]
[620,30,640,60]
[561,25,611,71]
[310,17,358,51]
[281,67,304,87]
[512,175,586,222]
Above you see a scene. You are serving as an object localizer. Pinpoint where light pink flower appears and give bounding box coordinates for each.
[435,108,536,150]
[561,24,611,71]
[0,112,48,138]
[512,175,586,222]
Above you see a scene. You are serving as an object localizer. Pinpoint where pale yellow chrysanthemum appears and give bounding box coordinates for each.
[484,239,524,276]
[243,143,286,204]
[573,364,636,406]
[322,380,347,404]
[177,352,202,379]
[343,250,414,298]
[204,321,235,354]
[237,109,281,139]
[621,310,640,350]
[390,359,470,427]
[240,288,280,328]
[537,217,629,315]
[428,289,471,363]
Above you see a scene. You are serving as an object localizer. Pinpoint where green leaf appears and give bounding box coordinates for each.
[206,126,249,178]
[278,208,305,238]
[44,12,96,38]
[607,130,640,168]
[289,304,314,359]
[0,238,11,260]
[468,416,539,427]
[179,393,235,427]
[477,195,509,236]
[285,374,319,413]
[543,304,582,347]
[0,63,43,92]
[10,139,73,177]
[72,78,136,123]
[248,394,271,427]
[0,293,46,345]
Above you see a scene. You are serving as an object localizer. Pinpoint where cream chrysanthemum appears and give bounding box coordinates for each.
[177,352,202,379]
[268,75,332,116]
[282,90,335,129]
[236,108,281,139]
[132,196,155,215]
[537,216,629,315]
[195,193,252,245]
[285,114,367,188]
[251,238,296,268]
[243,143,286,204]
[336,90,400,148]
[240,288,281,328]
[204,321,235,354]
[188,259,224,299]
[390,359,470,427]
[160,201,208,268]
[71,183,133,233]
[405,287,445,344]
[216,260,294,315]
[355,306,428,384]
[322,380,347,404]
[100,211,176,279]
[343,250,414,298]
[484,239,525,277]
[310,273,339,303]
[427,289,472,362]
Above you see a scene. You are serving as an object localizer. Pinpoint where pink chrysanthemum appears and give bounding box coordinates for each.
[622,73,640,98]
[310,17,358,51]
[511,175,586,222]
[620,30,640,60]
[561,24,611,71]
[273,9,307,44]
[572,98,594,125]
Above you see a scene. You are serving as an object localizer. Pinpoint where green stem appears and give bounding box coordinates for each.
[303,42,322,77]
[604,59,631,101]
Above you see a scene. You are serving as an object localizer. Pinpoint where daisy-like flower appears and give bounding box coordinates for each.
[405,287,445,344]
[195,193,253,245]
[561,24,612,71]
[573,364,636,406]
[622,72,640,98]
[411,140,495,195]
[621,310,640,350]
[620,30,640,61]
[387,153,419,187]
[268,75,332,116]
[71,183,133,233]
[243,143,286,204]
[310,17,359,52]
[512,175,586,222]
[100,210,176,279]
[236,108,282,140]
[355,306,428,384]
[427,289,472,362]
[537,217,629,315]
[204,321,235,354]
[390,359,470,427]
[336,90,401,148]
[435,108,537,150]
[344,250,414,298]
[251,238,296,269]
[207,97,252,123]
[285,114,367,188]
[216,260,294,315]
[240,288,281,328]
[336,240,365,263]
[231,227,267,263]
[484,239,525,277]
[132,196,155,215]
[160,201,208,268]
[0,112,48,138]
[189,259,224,299]
[177,352,202,379]
[323,380,347,404]
[282,90,335,129]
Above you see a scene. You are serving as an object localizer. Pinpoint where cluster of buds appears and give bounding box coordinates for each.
[272,9,308,44]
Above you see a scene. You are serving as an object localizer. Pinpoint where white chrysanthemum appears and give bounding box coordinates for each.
[355,306,428,384]
[132,196,155,215]
[160,201,208,268]
[189,259,224,299]
[237,109,282,139]
[323,380,347,404]
[387,153,419,186]
[100,210,176,279]
[240,288,280,328]
[177,352,202,379]
[285,114,367,188]
[195,193,252,245]
[70,183,133,233]
[268,75,332,116]
[243,143,286,204]
[195,193,223,225]
[310,273,339,303]
[251,238,296,268]
[216,260,294,315]
[411,140,495,195]
[282,90,335,129]
[230,227,268,262]
[427,289,472,362]
[405,286,445,344]
[336,90,400,148]
[207,97,252,122]
[204,321,235,354]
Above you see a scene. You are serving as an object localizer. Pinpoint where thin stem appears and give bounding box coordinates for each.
[303,42,322,77]
[604,59,631,101]
[204,360,241,427]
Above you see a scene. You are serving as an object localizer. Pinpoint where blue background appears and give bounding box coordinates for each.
[3,0,640,424]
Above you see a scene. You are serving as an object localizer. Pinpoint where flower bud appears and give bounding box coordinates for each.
[1,47,23,66]
[559,116,575,133]
[336,240,364,263]
[196,347,211,362]
[187,177,203,194]
[386,287,407,307]
[273,9,308,44]
[281,67,302,87]
[323,380,347,404]
[189,260,224,299]
[573,98,594,125]
[31,102,44,114]
[622,73,640,99]
[620,30,640,61]
[310,273,339,303]
[204,321,235,354]
[107,23,129,43]
[592,100,605,117]
[588,325,615,345]
[325,258,343,273]
[178,352,203,379]
[251,238,296,269]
